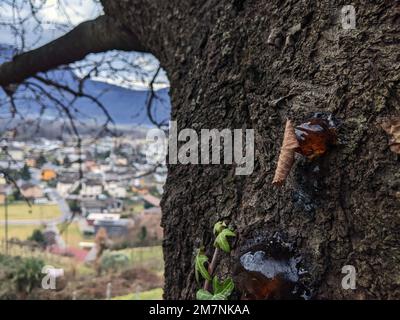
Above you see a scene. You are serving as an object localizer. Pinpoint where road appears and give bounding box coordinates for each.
[46,189,72,223]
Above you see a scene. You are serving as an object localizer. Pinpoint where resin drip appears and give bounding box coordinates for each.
[240,251,300,282]
[295,117,337,160]
[234,238,310,300]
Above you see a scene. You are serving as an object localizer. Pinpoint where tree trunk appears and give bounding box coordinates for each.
[105,0,399,299]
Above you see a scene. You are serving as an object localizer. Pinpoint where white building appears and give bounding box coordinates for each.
[105,180,127,198]
[8,148,24,161]
[56,179,78,197]
[80,180,103,198]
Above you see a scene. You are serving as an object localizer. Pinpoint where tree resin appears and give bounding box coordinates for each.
[233,237,310,300]
[294,117,337,160]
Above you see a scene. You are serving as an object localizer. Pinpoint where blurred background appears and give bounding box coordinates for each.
[0,0,170,300]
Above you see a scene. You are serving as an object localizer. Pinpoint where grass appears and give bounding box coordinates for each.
[0,221,93,249]
[0,203,61,221]
[0,224,39,241]
[0,203,61,243]
[58,222,94,248]
[117,246,164,273]
[121,202,144,217]
[0,242,74,268]
[113,288,163,300]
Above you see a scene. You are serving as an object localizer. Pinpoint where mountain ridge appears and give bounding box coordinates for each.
[0,44,171,127]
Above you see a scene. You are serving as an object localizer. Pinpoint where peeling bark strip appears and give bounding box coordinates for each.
[272,120,299,186]
[0,15,147,88]
[381,117,400,154]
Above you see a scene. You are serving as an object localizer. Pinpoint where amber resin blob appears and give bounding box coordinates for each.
[272,113,339,186]
[294,115,337,160]
[233,236,311,300]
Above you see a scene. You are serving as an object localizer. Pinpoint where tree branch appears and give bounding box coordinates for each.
[0,15,147,88]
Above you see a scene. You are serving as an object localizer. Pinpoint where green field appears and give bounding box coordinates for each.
[0,203,61,221]
[58,222,94,248]
[0,223,84,244]
[0,224,39,241]
[0,203,62,242]
[117,246,164,273]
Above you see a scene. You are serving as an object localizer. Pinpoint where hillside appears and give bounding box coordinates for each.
[0,44,171,128]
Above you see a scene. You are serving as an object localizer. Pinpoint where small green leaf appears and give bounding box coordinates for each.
[196,289,213,300]
[213,221,226,236]
[212,275,222,294]
[195,249,211,283]
[196,289,229,300]
[214,228,236,252]
[211,292,227,300]
[219,278,234,297]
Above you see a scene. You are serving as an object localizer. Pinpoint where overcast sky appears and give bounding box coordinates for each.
[0,0,168,89]
[0,0,101,47]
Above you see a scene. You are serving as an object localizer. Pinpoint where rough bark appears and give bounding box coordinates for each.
[103,0,400,299]
[1,0,399,299]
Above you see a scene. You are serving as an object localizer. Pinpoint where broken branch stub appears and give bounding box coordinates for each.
[272,119,299,186]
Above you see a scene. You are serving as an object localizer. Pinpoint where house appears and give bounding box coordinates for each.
[131,185,149,195]
[70,162,82,170]
[104,171,121,181]
[105,198,124,213]
[87,213,121,226]
[84,160,97,171]
[80,179,103,198]
[104,180,127,198]
[41,169,57,181]
[116,157,128,166]
[94,219,132,239]
[81,199,108,215]
[25,158,37,167]
[20,183,44,199]
[8,148,24,161]
[88,164,102,174]
[84,160,101,173]
[56,178,78,197]
[99,162,112,173]
[113,165,129,174]
[81,198,123,216]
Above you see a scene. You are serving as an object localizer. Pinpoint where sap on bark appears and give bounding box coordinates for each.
[273,113,338,186]
[294,114,338,160]
[233,236,310,300]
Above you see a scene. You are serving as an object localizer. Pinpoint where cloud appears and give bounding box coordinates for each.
[0,0,102,47]
[38,0,101,25]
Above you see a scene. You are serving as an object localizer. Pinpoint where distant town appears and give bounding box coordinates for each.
[0,131,166,262]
